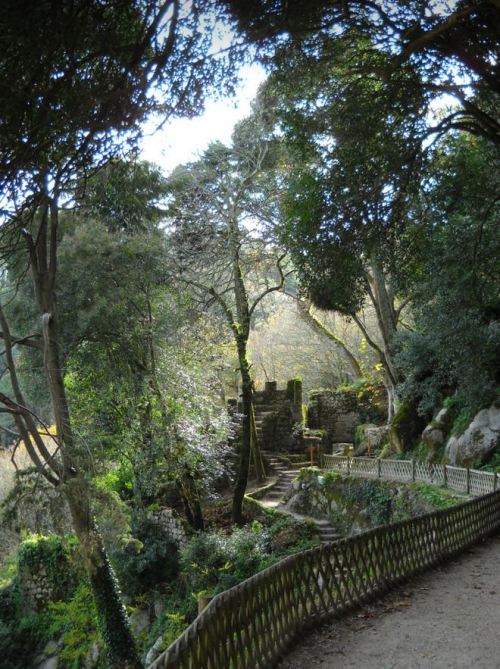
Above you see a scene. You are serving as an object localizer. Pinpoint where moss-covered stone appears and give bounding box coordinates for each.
[17,534,81,612]
[354,423,389,455]
[285,468,461,535]
[389,400,427,452]
[286,378,302,405]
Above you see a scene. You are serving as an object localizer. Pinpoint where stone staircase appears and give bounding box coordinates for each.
[253,403,278,447]
[312,518,341,543]
[261,453,342,544]
[263,454,298,505]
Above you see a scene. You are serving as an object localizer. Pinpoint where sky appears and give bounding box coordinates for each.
[140,64,267,175]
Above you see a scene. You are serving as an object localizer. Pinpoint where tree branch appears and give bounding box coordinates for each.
[0,332,43,352]
[248,253,287,319]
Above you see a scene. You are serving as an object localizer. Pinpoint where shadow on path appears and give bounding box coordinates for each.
[277,534,500,669]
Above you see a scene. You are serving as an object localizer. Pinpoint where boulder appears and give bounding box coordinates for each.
[421,426,445,462]
[354,424,389,456]
[421,406,453,462]
[445,405,500,466]
[389,400,426,453]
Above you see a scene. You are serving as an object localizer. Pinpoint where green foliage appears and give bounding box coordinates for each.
[321,470,341,485]
[345,480,393,526]
[179,524,266,596]
[95,460,135,501]
[48,583,103,669]
[0,550,17,589]
[178,512,317,599]
[396,135,500,417]
[0,535,84,668]
[17,534,81,603]
[412,440,429,463]
[112,511,180,596]
[442,395,475,438]
[0,580,54,669]
[260,31,426,319]
[354,381,387,425]
[479,451,500,473]
[411,483,460,509]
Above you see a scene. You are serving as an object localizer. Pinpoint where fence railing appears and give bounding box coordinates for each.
[322,454,498,497]
[149,482,500,668]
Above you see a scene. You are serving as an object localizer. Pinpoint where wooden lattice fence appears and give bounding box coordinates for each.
[322,454,499,496]
[149,485,500,668]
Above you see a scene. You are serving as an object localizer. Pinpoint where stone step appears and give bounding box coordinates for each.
[253,403,280,410]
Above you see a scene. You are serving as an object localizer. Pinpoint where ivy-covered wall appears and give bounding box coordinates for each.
[284,468,462,535]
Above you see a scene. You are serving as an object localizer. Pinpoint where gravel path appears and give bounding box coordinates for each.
[277,534,500,669]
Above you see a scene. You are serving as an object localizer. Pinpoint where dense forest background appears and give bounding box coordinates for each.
[0,2,498,668]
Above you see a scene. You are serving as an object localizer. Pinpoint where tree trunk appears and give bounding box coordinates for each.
[25,198,142,669]
[178,474,204,531]
[250,404,266,482]
[66,486,142,669]
[227,214,263,524]
[297,299,362,378]
[232,336,253,525]
[367,253,400,419]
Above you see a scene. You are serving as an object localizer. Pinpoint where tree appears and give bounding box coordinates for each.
[248,292,367,389]
[0,3,237,666]
[166,129,288,524]
[396,133,500,416]
[257,33,425,418]
[222,0,500,146]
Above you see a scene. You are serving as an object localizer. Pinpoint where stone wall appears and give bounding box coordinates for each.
[253,380,303,451]
[284,468,459,536]
[307,388,361,445]
[17,536,80,613]
[151,507,188,548]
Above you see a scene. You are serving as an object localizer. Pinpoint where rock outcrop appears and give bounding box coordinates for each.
[421,407,452,462]
[445,404,500,466]
[389,400,426,453]
[354,424,389,456]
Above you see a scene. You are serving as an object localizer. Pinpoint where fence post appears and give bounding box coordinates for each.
[494,472,498,492]
[466,467,471,494]
[377,458,381,479]
[347,456,351,475]
[412,459,416,482]
[443,464,448,489]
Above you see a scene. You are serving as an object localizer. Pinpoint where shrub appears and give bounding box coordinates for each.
[17,533,81,604]
[0,581,54,669]
[111,510,179,596]
[48,582,104,669]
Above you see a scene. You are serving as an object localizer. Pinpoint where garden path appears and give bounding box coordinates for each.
[277,534,500,669]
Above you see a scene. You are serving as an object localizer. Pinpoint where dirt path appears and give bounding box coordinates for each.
[278,535,500,669]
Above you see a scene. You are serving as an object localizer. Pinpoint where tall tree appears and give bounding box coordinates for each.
[166,129,288,524]
[223,0,500,146]
[259,33,426,418]
[0,3,237,666]
[396,133,500,415]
